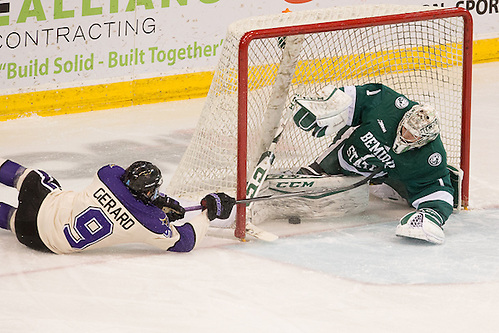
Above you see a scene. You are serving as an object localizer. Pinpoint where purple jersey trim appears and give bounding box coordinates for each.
[167,223,196,252]
[97,165,172,235]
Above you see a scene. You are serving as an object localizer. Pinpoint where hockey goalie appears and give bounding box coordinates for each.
[252,83,459,245]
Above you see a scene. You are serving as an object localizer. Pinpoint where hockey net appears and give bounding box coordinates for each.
[167,5,473,239]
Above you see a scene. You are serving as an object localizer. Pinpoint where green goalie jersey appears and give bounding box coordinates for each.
[316,83,454,222]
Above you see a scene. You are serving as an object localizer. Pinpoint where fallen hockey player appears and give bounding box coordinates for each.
[0,159,235,254]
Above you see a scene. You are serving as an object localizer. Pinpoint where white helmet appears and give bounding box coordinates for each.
[392,104,440,154]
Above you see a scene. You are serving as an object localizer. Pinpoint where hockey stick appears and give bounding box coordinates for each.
[246,34,305,201]
[185,166,383,211]
[245,112,292,200]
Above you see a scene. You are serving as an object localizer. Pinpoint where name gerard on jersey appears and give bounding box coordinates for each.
[93,187,136,230]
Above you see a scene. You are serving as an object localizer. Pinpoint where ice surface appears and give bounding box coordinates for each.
[1,63,499,333]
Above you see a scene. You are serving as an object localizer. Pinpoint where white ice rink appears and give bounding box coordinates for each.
[1,62,499,333]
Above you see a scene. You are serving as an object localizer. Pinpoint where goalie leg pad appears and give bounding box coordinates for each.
[396,208,445,244]
[250,174,369,224]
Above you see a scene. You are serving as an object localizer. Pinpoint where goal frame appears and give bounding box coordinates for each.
[236,7,473,239]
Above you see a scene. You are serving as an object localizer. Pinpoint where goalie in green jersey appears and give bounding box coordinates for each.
[292,83,455,244]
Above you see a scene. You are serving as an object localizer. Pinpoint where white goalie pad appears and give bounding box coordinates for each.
[294,85,352,128]
[250,173,369,224]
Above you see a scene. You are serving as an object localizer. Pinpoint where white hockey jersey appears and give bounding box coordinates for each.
[36,164,209,254]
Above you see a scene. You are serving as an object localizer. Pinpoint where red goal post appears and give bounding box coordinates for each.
[235,7,472,239]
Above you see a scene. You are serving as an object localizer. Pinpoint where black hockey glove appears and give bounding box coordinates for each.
[200,193,236,221]
[152,194,186,222]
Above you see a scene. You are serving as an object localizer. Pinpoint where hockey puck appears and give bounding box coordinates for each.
[288,216,301,224]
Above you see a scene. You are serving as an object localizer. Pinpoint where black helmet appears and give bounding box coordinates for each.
[122,161,163,203]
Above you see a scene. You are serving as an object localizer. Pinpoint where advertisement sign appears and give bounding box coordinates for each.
[0,0,497,96]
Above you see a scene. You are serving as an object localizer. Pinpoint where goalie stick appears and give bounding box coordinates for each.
[238,115,290,241]
[245,111,292,200]
[246,35,305,202]
[239,34,305,241]
[196,109,290,242]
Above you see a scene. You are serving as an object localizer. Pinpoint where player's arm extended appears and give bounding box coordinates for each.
[167,193,235,252]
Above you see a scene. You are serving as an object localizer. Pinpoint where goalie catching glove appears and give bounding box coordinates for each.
[152,194,186,222]
[292,85,352,138]
[200,193,236,221]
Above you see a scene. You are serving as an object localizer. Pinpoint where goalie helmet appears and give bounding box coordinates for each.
[392,104,440,154]
[122,161,163,203]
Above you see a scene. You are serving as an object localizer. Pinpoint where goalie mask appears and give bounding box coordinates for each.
[392,104,440,154]
[122,161,163,203]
